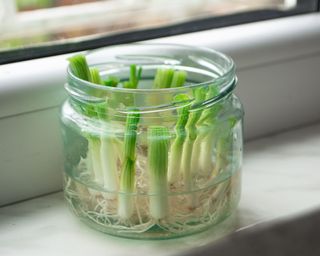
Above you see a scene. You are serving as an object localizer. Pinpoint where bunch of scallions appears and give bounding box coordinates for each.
[66,54,237,231]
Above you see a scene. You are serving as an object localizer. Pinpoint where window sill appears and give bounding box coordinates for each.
[1,123,320,255]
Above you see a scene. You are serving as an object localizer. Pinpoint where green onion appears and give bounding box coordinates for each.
[118,112,140,219]
[117,64,142,219]
[153,68,186,88]
[191,85,222,176]
[68,54,91,81]
[153,68,174,88]
[97,101,119,193]
[68,55,101,183]
[152,68,188,184]
[122,64,142,107]
[123,64,142,89]
[168,94,190,183]
[87,136,104,184]
[104,76,119,87]
[90,67,103,84]
[68,55,120,192]
[148,126,170,220]
[91,67,120,193]
[170,70,187,88]
[181,87,207,202]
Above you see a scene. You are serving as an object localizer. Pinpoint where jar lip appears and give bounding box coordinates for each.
[67,43,236,94]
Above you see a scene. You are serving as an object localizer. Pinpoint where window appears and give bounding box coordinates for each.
[0,0,318,64]
[0,1,319,206]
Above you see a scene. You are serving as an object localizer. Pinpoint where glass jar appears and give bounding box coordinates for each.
[60,43,243,239]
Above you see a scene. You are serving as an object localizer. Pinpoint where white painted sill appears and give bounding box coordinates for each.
[0,13,320,206]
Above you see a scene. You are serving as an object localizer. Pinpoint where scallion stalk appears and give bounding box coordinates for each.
[148,126,170,220]
[104,76,119,87]
[90,67,103,84]
[123,64,142,89]
[168,94,190,184]
[88,136,104,184]
[97,105,119,193]
[68,54,92,81]
[118,112,140,219]
[152,68,188,184]
[191,86,222,176]
[170,70,187,88]
[68,55,100,182]
[118,64,142,219]
[181,88,207,200]
[91,67,120,193]
[153,68,174,88]
[68,55,120,192]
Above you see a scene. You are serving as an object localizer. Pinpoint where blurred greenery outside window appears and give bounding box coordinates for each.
[0,0,306,54]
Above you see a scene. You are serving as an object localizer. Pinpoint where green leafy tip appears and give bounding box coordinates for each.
[173,94,191,136]
[123,112,140,161]
[171,70,187,88]
[68,54,91,81]
[90,68,103,85]
[123,64,142,89]
[153,68,174,89]
[119,112,140,193]
[104,76,119,87]
[153,68,187,89]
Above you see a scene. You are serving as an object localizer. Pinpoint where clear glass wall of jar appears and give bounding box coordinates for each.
[60,44,244,239]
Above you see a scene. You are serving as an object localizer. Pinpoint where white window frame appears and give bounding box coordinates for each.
[1,0,298,41]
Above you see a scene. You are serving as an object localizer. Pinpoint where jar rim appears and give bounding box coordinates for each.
[67,43,236,94]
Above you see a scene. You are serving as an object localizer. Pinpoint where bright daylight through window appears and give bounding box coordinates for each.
[0,0,298,53]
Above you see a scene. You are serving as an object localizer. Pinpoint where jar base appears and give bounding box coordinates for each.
[78,206,236,240]
[64,171,241,240]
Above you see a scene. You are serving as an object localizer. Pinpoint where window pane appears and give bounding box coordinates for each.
[0,0,316,56]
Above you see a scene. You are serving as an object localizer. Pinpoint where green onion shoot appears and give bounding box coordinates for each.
[118,112,140,219]
[148,126,170,220]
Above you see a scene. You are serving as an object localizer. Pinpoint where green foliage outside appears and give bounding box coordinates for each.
[16,0,54,10]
